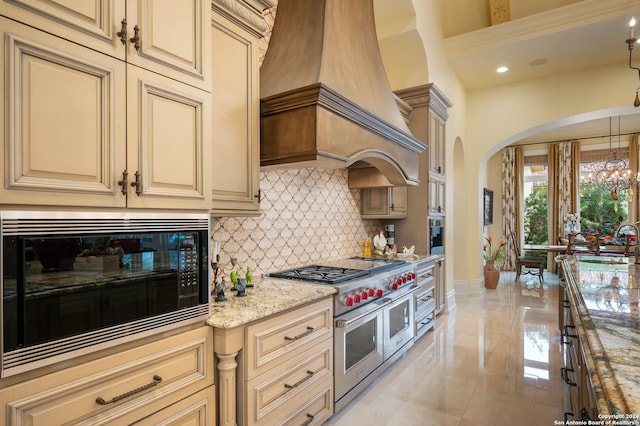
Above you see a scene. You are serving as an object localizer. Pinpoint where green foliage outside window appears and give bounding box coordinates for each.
[579,184,627,236]
[524,183,549,245]
[522,182,628,246]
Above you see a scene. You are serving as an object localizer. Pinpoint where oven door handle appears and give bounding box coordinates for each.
[335,298,391,329]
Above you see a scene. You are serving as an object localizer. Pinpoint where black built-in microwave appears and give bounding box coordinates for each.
[1,211,210,377]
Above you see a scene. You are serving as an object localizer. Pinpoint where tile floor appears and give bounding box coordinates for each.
[325,272,566,426]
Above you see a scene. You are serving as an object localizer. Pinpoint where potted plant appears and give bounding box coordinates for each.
[483,236,506,289]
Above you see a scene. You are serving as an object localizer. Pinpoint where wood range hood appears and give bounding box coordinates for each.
[259,0,426,188]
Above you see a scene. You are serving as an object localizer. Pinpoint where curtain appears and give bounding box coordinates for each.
[631,134,639,223]
[549,141,580,245]
[502,146,522,270]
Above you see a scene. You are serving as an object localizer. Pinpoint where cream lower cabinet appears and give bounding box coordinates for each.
[0,326,215,425]
[414,257,437,340]
[434,256,446,314]
[0,2,211,210]
[214,298,334,426]
[210,8,262,216]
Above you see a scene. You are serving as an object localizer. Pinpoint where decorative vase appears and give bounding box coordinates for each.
[484,261,500,289]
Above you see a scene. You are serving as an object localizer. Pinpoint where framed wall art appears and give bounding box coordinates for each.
[484,188,494,225]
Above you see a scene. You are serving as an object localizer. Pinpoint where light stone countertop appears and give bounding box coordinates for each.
[206,276,336,329]
[561,256,640,417]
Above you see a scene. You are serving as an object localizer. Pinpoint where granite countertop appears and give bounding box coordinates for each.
[206,276,336,329]
[561,255,640,416]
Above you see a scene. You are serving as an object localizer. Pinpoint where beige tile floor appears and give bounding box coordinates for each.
[326,272,566,426]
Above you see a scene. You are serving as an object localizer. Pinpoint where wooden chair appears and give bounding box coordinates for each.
[510,231,545,283]
[566,231,600,255]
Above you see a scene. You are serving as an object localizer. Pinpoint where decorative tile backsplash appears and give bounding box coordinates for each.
[212,168,381,279]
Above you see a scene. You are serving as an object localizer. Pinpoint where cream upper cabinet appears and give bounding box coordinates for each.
[0,1,211,210]
[0,0,210,91]
[125,65,210,210]
[125,0,211,92]
[0,0,126,60]
[0,17,127,208]
[428,110,446,176]
[361,187,408,219]
[211,9,261,216]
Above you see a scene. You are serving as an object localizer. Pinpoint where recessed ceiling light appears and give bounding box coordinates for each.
[496,66,509,73]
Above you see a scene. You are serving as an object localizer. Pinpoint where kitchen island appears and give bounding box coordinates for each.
[207,277,336,426]
[559,255,640,422]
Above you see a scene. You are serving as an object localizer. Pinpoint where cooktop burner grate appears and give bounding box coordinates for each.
[267,265,368,284]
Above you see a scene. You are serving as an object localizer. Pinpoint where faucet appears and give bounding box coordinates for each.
[613,223,640,262]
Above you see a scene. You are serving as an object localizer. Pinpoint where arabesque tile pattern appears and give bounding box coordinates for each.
[212,168,380,279]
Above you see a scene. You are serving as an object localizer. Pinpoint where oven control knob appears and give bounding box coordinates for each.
[353,294,361,304]
[368,288,375,297]
[411,272,417,280]
[376,289,384,298]
[402,275,408,283]
[342,296,354,307]
[396,277,403,287]
[360,290,368,300]
[389,281,399,290]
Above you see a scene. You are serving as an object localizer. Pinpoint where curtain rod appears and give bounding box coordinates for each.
[513,131,640,147]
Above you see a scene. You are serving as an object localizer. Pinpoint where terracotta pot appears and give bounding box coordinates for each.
[484,261,500,289]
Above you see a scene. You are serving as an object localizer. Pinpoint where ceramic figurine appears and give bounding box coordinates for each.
[236,277,247,297]
[215,278,227,302]
[229,257,239,288]
[246,266,254,287]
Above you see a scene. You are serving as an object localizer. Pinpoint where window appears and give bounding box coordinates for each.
[523,152,548,244]
[579,146,629,238]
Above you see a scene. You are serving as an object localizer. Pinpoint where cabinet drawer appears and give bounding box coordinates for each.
[5,327,213,425]
[247,337,332,425]
[415,310,435,340]
[278,385,332,426]
[246,299,332,379]
[132,385,215,425]
[415,286,435,311]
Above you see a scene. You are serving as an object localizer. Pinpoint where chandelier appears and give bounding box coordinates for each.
[627,17,640,107]
[580,117,640,206]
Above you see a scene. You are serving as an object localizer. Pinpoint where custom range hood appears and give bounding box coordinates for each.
[260,0,426,187]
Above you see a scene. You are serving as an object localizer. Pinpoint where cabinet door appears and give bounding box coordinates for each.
[428,111,441,174]
[0,17,127,208]
[361,187,389,217]
[126,0,211,92]
[125,65,210,209]
[211,12,261,216]
[0,0,126,60]
[429,175,445,215]
[390,186,408,216]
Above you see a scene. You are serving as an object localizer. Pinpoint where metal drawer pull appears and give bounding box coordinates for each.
[419,295,433,302]
[95,375,162,405]
[302,413,315,426]
[285,326,314,341]
[284,370,315,389]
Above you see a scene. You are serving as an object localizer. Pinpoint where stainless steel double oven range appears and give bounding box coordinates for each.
[268,257,417,412]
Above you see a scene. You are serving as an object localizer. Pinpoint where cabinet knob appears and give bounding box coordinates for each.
[117,19,127,45]
[117,170,128,196]
[130,25,141,51]
[130,171,141,196]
